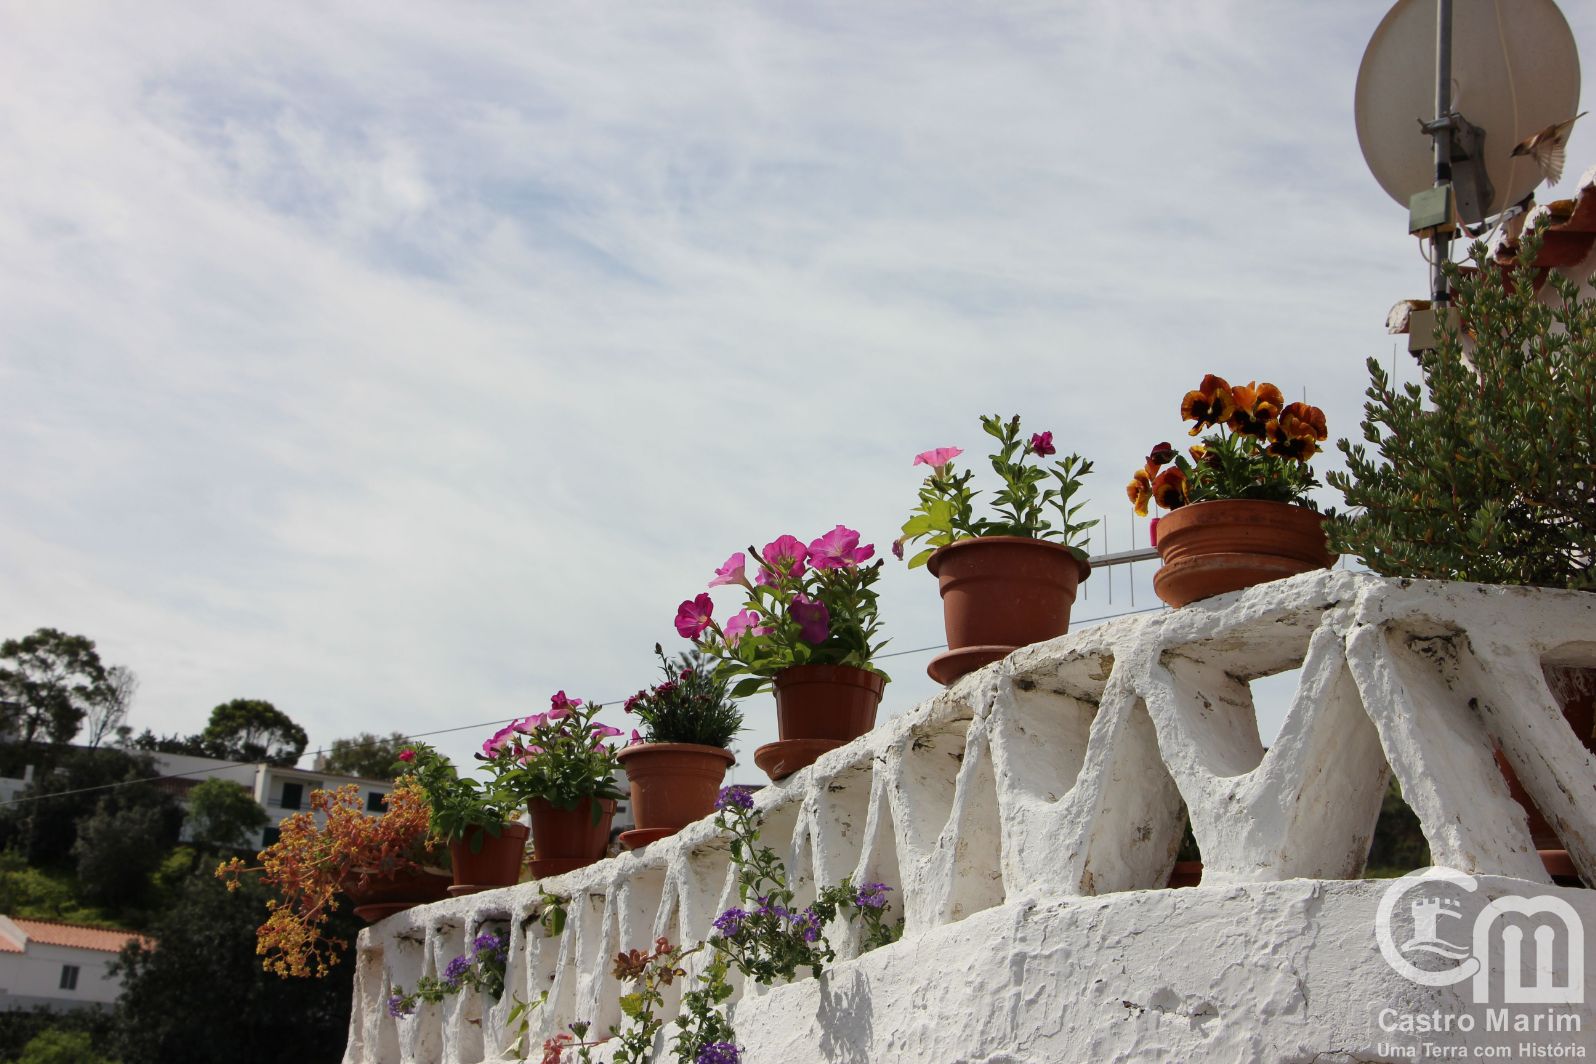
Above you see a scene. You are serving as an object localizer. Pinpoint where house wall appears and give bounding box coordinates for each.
[0,941,124,1012]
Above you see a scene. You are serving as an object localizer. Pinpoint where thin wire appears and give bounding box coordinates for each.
[1,601,1171,809]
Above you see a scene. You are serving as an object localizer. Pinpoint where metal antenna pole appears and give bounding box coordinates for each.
[1432,0,1454,305]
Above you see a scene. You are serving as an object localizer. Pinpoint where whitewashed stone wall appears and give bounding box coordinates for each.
[343,571,1596,1063]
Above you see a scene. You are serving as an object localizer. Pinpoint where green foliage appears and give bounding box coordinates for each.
[0,852,123,927]
[11,1028,114,1064]
[0,628,115,747]
[185,779,268,852]
[0,748,170,867]
[395,743,517,845]
[318,731,411,781]
[111,871,355,1064]
[623,647,743,749]
[1329,229,1596,589]
[671,952,736,1063]
[1365,776,1432,878]
[72,795,181,909]
[0,1007,117,1064]
[900,414,1096,568]
[201,699,308,766]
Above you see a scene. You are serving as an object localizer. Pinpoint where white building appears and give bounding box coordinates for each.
[0,916,150,1012]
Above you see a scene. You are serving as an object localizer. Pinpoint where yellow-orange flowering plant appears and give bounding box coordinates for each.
[1127,374,1328,516]
[216,776,439,978]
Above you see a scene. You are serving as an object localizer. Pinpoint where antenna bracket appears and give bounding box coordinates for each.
[1419,112,1495,226]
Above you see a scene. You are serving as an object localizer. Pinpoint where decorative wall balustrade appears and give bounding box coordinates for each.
[342,571,1596,1063]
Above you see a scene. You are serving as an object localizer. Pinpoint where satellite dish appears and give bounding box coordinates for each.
[1356,0,1581,219]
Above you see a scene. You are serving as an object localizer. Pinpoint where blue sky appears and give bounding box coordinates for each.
[3,1,1593,778]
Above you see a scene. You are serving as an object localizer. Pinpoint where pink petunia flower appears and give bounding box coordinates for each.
[1028,431,1056,457]
[550,691,583,712]
[759,535,809,581]
[708,552,750,589]
[630,729,643,745]
[723,608,760,647]
[514,713,547,734]
[481,724,517,759]
[589,722,623,739]
[790,595,830,645]
[675,594,716,639]
[913,447,963,469]
[808,525,875,570]
[398,749,415,763]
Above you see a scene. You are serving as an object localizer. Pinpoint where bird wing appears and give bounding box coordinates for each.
[1534,139,1567,186]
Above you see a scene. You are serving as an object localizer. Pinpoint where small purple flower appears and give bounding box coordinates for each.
[387,994,413,1019]
[794,906,823,942]
[697,1041,742,1064]
[442,954,472,990]
[715,785,755,812]
[473,931,504,953]
[855,882,892,909]
[712,907,747,937]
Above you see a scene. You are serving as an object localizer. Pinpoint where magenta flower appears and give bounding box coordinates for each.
[709,551,750,589]
[1028,431,1056,457]
[514,713,547,734]
[398,749,415,763]
[759,535,809,581]
[723,608,760,647]
[482,724,516,758]
[790,595,830,644]
[808,525,875,570]
[891,537,905,561]
[675,594,715,639]
[913,446,962,469]
[630,729,643,745]
[550,691,583,712]
[589,722,623,739]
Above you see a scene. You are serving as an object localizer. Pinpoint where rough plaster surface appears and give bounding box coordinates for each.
[343,572,1596,1063]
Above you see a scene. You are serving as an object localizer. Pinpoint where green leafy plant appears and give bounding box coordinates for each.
[1128,377,1328,516]
[898,415,1097,568]
[1329,228,1595,589]
[621,647,743,749]
[478,693,625,816]
[671,953,737,1063]
[677,528,888,698]
[387,929,509,1016]
[396,742,519,850]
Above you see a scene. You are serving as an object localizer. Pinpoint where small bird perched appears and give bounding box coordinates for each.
[1511,112,1587,186]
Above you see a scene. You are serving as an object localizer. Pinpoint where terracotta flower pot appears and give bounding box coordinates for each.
[755,664,885,782]
[924,535,1092,684]
[527,797,616,880]
[1151,499,1335,608]
[1495,664,1596,886]
[446,821,530,897]
[615,743,734,850]
[343,866,453,924]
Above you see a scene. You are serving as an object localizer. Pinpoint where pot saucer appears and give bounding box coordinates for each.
[618,827,675,851]
[927,645,1015,685]
[445,883,513,897]
[753,738,843,782]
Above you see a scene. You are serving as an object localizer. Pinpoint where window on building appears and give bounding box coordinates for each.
[279,782,303,810]
[262,826,281,847]
[59,965,79,991]
[366,791,385,813]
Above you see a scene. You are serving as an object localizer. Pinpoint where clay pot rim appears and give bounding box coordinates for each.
[450,820,530,842]
[616,741,736,765]
[1154,498,1326,532]
[772,663,886,692]
[926,534,1091,581]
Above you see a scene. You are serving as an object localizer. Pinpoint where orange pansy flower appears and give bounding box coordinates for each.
[1179,374,1236,436]
[1228,381,1284,438]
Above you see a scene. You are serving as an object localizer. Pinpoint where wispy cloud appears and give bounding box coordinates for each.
[2,1,1592,765]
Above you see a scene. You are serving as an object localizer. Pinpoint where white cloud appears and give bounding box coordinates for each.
[1,1,1592,769]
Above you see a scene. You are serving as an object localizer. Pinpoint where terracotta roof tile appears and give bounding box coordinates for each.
[8,918,154,953]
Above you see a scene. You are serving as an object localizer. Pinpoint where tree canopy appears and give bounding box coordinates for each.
[200,699,307,766]
[185,778,269,851]
[318,731,411,781]
[0,628,115,748]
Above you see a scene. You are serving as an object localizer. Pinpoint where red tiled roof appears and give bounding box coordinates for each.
[6,918,154,953]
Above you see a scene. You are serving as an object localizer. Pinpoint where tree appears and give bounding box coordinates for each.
[112,872,356,1064]
[0,628,112,747]
[83,665,137,750]
[72,794,181,909]
[12,1027,113,1064]
[201,699,307,766]
[1330,229,1595,589]
[129,728,220,759]
[186,778,268,852]
[0,748,171,867]
[317,731,411,781]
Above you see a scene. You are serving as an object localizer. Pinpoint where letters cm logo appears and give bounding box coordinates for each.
[1375,867,1584,1005]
